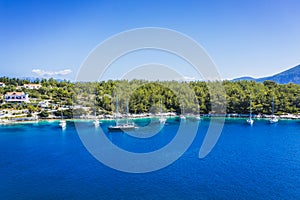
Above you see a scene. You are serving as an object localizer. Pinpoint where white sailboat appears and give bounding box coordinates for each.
[180,103,186,120]
[195,115,201,120]
[59,107,66,129]
[159,98,166,124]
[93,119,100,128]
[93,109,99,127]
[93,98,100,127]
[269,96,278,124]
[195,104,201,120]
[93,119,100,127]
[124,99,135,127]
[108,96,135,132]
[246,95,254,125]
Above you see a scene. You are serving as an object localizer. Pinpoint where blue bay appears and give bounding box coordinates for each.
[0,119,299,199]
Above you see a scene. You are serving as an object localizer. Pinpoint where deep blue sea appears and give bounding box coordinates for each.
[0,118,299,199]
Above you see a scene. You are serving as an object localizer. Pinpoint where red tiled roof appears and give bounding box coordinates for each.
[5,92,25,96]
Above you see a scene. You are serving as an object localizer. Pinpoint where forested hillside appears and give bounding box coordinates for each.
[1,77,300,115]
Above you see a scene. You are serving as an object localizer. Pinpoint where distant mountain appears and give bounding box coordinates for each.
[232,64,300,84]
[20,77,41,82]
[231,76,256,81]
[19,77,68,83]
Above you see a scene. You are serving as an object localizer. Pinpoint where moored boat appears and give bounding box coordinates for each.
[269,96,278,124]
[108,96,136,132]
[159,98,166,124]
[108,123,136,131]
[246,94,254,125]
[59,119,66,129]
[59,107,66,129]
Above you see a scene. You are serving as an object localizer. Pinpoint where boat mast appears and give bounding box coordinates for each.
[61,104,63,120]
[179,90,185,116]
[116,94,119,126]
[249,94,252,119]
[94,96,97,118]
[160,98,163,114]
[272,96,274,116]
[126,99,129,124]
[198,100,200,116]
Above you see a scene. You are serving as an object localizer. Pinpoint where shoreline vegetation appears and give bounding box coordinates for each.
[0,77,300,125]
[1,114,300,125]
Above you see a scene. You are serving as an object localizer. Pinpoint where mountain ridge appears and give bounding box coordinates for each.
[232,64,300,84]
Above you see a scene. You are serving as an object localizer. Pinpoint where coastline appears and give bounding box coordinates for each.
[1,115,300,126]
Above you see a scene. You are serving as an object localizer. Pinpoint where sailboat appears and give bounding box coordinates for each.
[108,96,135,132]
[159,98,166,124]
[246,95,254,125]
[93,108,100,127]
[93,119,100,127]
[92,90,100,127]
[180,103,186,120]
[269,96,278,124]
[59,107,66,129]
[195,103,201,120]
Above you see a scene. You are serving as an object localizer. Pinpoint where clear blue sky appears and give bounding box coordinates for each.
[1,0,300,80]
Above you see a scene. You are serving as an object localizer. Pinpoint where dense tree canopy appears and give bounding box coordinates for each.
[74,80,300,115]
[1,77,300,115]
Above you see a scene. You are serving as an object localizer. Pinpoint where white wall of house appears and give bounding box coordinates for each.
[4,92,30,102]
[23,84,41,89]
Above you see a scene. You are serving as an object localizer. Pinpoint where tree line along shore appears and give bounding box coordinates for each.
[0,77,299,120]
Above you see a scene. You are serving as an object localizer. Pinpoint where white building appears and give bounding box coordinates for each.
[0,82,5,87]
[5,92,29,102]
[23,84,42,90]
[38,100,50,108]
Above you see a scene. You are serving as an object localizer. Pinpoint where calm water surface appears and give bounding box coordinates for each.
[0,118,299,199]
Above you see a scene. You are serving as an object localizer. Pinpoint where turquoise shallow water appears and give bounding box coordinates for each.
[0,118,299,199]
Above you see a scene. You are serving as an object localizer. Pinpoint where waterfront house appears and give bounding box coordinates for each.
[4,92,29,102]
[23,84,42,89]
